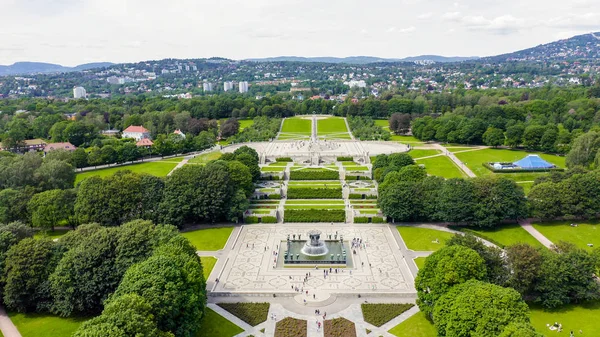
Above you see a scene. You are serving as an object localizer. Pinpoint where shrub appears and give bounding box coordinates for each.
[371,217,385,223]
[245,216,259,224]
[366,195,378,199]
[354,217,369,223]
[217,303,270,326]
[361,303,414,327]
[337,156,353,162]
[261,216,278,223]
[287,188,342,199]
[324,317,357,337]
[275,317,307,337]
[290,170,339,180]
[348,194,364,199]
[285,210,345,222]
[276,157,293,162]
[268,194,281,199]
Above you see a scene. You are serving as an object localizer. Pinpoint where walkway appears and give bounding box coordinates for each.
[431,144,477,177]
[519,220,554,248]
[0,305,21,337]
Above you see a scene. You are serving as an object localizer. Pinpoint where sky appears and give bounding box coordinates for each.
[1,0,599,66]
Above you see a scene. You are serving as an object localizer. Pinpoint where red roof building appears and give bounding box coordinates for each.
[136,138,154,148]
[123,125,151,141]
[44,142,77,153]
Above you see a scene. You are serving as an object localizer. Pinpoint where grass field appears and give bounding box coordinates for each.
[188,151,223,164]
[388,312,436,337]
[200,256,217,280]
[390,135,424,143]
[530,301,600,336]
[288,181,341,187]
[318,117,351,139]
[285,200,345,204]
[75,158,182,184]
[278,117,312,140]
[344,166,369,171]
[9,313,88,337]
[285,205,346,210]
[532,221,600,250]
[261,166,286,172]
[181,227,234,251]
[34,229,71,240]
[374,119,390,129]
[408,149,441,159]
[238,119,254,130]
[458,224,544,249]
[197,308,244,337]
[397,226,456,251]
[454,149,566,177]
[414,257,427,269]
[416,155,466,179]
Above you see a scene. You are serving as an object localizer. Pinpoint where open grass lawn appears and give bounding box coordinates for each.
[414,257,427,269]
[75,158,181,184]
[532,221,600,250]
[200,256,217,280]
[188,151,223,164]
[389,135,424,143]
[181,227,234,251]
[288,181,341,187]
[344,166,369,171]
[34,229,71,240]
[9,312,88,337]
[286,200,345,204]
[454,148,566,177]
[530,301,600,336]
[408,149,441,159]
[238,119,254,130]
[388,312,436,337]
[518,181,534,194]
[197,307,244,337]
[446,147,478,152]
[397,226,455,251]
[318,117,350,135]
[285,205,346,210]
[279,117,312,135]
[261,166,286,172]
[374,119,390,129]
[458,223,544,249]
[416,155,466,179]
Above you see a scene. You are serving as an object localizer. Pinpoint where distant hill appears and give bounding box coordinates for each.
[0,62,114,76]
[483,32,600,62]
[246,55,479,64]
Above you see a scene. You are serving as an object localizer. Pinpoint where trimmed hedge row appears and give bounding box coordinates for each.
[285,209,345,222]
[346,175,369,181]
[261,216,278,223]
[354,217,386,223]
[287,188,342,199]
[337,156,353,161]
[276,157,293,162]
[482,162,564,173]
[245,216,259,224]
[290,170,339,180]
[260,174,283,181]
[348,194,378,199]
[268,194,281,199]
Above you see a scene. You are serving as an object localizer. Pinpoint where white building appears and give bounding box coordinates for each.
[346,80,367,88]
[122,125,151,141]
[203,82,213,92]
[239,81,249,93]
[224,81,233,92]
[73,86,86,99]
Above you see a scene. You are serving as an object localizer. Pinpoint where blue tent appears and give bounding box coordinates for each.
[513,155,554,169]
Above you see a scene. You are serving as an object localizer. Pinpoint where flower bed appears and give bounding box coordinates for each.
[275,317,307,337]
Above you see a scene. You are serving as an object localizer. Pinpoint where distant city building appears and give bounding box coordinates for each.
[73,86,86,99]
[239,81,249,93]
[101,129,120,137]
[224,81,233,92]
[122,125,151,141]
[203,82,213,92]
[345,80,367,88]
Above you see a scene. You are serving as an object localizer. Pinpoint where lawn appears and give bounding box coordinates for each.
[261,166,286,172]
[454,148,566,177]
[374,119,390,129]
[285,200,345,204]
[318,117,351,139]
[362,303,414,327]
[388,312,436,337]
[397,226,456,251]
[188,151,223,164]
[181,227,234,251]
[34,229,71,240]
[344,166,369,171]
[238,119,254,130]
[197,307,244,337]
[531,221,600,250]
[530,301,600,336]
[278,117,312,140]
[75,158,181,184]
[285,205,346,210]
[416,155,466,179]
[217,303,270,327]
[389,135,424,143]
[414,257,427,269]
[458,223,544,249]
[408,149,441,159]
[9,312,88,337]
[200,256,217,280]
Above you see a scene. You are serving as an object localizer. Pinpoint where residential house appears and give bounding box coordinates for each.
[44,142,77,154]
[0,139,46,152]
[122,126,151,141]
[136,138,154,148]
[173,129,186,139]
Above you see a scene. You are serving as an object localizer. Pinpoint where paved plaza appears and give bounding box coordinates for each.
[210,223,416,297]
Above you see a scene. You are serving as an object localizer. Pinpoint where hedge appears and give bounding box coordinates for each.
[245,216,259,224]
[268,194,281,199]
[285,209,345,222]
[217,303,270,326]
[276,157,293,162]
[371,217,385,223]
[337,156,354,162]
[361,303,414,327]
[290,170,339,180]
[287,188,342,199]
[354,217,385,223]
[261,216,278,223]
[482,162,564,173]
[260,174,282,181]
[348,194,363,199]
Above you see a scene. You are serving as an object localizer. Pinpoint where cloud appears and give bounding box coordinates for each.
[546,13,600,30]
[442,12,461,20]
[417,12,433,20]
[443,12,529,34]
[387,26,416,33]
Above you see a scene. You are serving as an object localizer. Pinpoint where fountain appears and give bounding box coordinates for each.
[280,229,351,267]
[301,230,328,256]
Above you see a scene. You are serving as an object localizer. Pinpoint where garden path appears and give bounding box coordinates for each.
[0,305,21,337]
[518,220,554,248]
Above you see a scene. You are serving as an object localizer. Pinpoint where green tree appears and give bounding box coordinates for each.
[0,189,32,224]
[505,244,543,296]
[378,181,421,221]
[523,125,546,150]
[540,127,558,152]
[566,131,600,168]
[482,127,505,147]
[28,189,76,231]
[72,148,88,169]
[505,124,525,148]
[447,234,508,286]
[35,159,75,190]
[498,322,543,337]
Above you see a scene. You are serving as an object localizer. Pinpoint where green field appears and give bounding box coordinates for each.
[181,227,234,251]
[397,226,456,251]
[288,181,341,187]
[318,117,351,139]
[197,308,244,337]
[459,224,544,249]
[75,158,183,184]
[188,151,223,164]
[414,257,427,269]
[454,149,566,177]
[238,119,254,130]
[278,117,312,139]
[200,256,217,280]
[285,200,345,204]
[374,119,390,129]
[9,313,88,337]
[285,205,346,210]
[530,301,600,336]
[416,155,466,179]
[408,149,441,159]
[388,312,436,337]
[390,135,424,143]
[344,166,369,171]
[261,166,286,172]
[532,221,600,250]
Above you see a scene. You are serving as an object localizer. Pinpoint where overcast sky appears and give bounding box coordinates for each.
[1,0,599,66]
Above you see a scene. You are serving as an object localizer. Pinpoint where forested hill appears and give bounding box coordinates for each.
[246,55,479,64]
[0,62,114,76]
[483,32,600,63]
